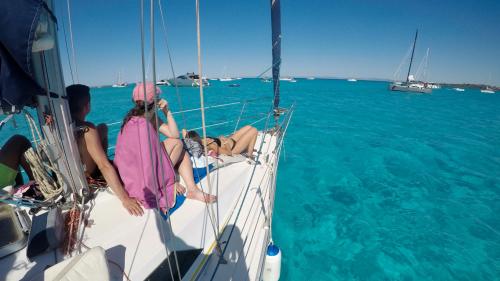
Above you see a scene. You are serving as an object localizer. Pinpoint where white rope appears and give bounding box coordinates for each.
[0,114,13,130]
[23,113,64,200]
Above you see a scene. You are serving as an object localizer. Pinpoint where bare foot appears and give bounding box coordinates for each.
[175,183,187,194]
[186,188,217,203]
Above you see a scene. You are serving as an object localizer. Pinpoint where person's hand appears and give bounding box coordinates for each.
[121,196,144,216]
[158,99,169,112]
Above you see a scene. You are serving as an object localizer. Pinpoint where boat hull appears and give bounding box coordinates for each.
[389,84,432,94]
[168,78,209,87]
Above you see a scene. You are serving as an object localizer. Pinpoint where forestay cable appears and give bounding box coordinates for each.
[195,0,223,258]
[66,0,79,83]
[149,0,182,279]
[158,0,186,128]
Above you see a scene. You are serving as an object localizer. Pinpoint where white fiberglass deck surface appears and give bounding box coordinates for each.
[1,133,278,281]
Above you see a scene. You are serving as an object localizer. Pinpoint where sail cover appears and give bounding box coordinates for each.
[271,0,281,109]
[0,0,46,111]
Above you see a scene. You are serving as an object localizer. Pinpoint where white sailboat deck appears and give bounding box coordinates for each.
[2,132,278,281]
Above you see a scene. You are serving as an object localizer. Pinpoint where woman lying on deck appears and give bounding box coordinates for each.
[114,82,216,208]
[183,125,258,159]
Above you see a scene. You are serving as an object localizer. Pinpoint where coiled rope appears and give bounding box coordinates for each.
[23,112,63,200]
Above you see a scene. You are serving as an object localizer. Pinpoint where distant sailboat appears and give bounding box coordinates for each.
[389,30,432,94]
[480,87,495,94]
[280,77,296,82]
[219,66,235,81]
[112,71,128,88]
[481,74,495,94]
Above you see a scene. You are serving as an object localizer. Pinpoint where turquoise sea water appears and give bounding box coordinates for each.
[1,79,499,280]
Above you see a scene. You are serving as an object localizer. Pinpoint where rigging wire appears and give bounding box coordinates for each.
[66,0,79,83]
[195,0,223,252]
[61,7,75,84]
[138,1,176,280]
[148,0,182,278]
[158,0,187,128]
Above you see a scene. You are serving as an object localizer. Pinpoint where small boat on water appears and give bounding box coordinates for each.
[168,72,210,87]
[155,79,170,86]
[111,71,128,88]
[261,77,272,83]
[347,78,357,82]
[454,87,465,92]
[219,77,235,82]
[389,30,432,94]
[280,77,296,82]
[480,87,495,94]
[306,77,315,80]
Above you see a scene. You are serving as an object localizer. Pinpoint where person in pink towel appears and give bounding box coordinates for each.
[115,82,216,205]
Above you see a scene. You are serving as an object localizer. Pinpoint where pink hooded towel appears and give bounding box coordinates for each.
[114,116,176,210]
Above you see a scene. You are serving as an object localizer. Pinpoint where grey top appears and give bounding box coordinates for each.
[183,138,203,158]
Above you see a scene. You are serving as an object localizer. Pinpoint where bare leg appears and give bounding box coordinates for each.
[177,153,216,203]
[0,135,32,185]
[246,128,258,157]
[163,138,184,166]
[164,139,216,202]
[231,127,258,155]
[230,125,253,142]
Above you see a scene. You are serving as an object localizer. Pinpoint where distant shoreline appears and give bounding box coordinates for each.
[88,78,499,91]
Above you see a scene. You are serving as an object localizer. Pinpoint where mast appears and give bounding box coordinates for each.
[271,0,281,110]
[406,29,418,83]
[32,0,88,195]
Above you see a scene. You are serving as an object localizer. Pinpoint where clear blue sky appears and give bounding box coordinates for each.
[55,0,500,86]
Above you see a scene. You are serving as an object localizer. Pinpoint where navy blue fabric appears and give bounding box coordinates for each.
[271,0,281,109]
[160,164,215,219]
[193,164,214,184]
[0,0,46,110]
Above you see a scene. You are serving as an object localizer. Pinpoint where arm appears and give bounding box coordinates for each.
[84,125,144,216]
[157,99,179,138]
[207,141,232,156]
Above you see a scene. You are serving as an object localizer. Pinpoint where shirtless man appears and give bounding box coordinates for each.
[66,84,143,216]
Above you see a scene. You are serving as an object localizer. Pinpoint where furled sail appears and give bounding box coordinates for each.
[0,0,48,111]
[271,0,281,110]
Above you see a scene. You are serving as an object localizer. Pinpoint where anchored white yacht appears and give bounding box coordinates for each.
[389,30,432,94]
[111,71,127,88]
[279,77,296,82]
[480,87,495,94]
[168,72,210,87]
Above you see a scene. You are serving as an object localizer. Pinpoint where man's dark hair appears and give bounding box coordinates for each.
[66,84,90,117]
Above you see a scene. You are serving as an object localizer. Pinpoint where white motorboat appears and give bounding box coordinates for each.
[168,72,210,87]
[280,77,296,82]
[347,78,357,82]
[156,79,170,86]
[480,87,495,94]
[454,87,465,92]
